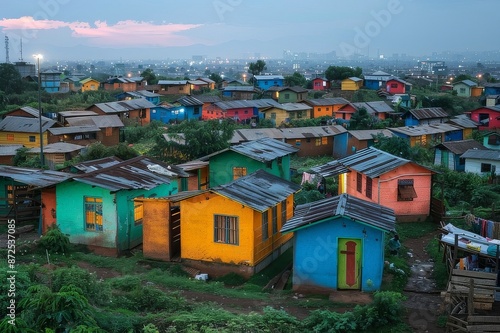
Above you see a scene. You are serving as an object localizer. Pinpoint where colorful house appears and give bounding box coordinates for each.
[401,107,449,126]
[80,78,100,92]
[304,97,350,118]
[452,80,479,97]
[3,106,44,119]
[483,83,500,97]
[341,77,363,91]
[267,86,308,103]
[446,115,478,139]
[262,103,313,126]
[461,149,500,177]
[312,77,331,91]
[386,77,412,94]
[222,86,259,100]
[40,69,62,93]
[482,132,500,150]
[64,115,124,146]
[116,90,161,105]
[346,129,394,156]
[277,125,347,157]
[55,156,188,255]
[253,75,285,90]
[151,96,203,124]
[281,194,395,292]
[351,101,394,120]
[212,100,262,123]
[196,77,216,90]
[102,76,145,92]
[139,169,301,277]
[199,137,298,188]
[389,123,464,146]
[87,99,155,126]
[0,116,56,148]
[433,139,487,172]
[310,147,436,222]
[363,71,391,90]
[156,80,191,95]
[469,106,500,130]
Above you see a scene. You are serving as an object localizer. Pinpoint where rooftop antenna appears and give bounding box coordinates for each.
[4,36,9,63]
[19,38,23,61]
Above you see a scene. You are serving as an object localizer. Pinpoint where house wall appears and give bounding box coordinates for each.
[103,82,136,92]
[284,137,333,157]
[464,158,500,176]
[470,108,500,130]
[96,128,120,146]
[225,107,254,122]
[291,216,386,292]
[453,83,471,97]
[158,84,190,95]
[471,87,483,97]
[333,132,349,158]
[344,163,433,221]
[341,80,361,91]
[364,80,384,90]
[0,155,15,165]
[41,187,57,233]
[141,199,172,261]
[0,132,49,148]
[208,150,291,187]
[256,78,284,90]
[82,80,99,92]
[312,79,329,91]
[336,105,356,121]
[483,134,500,150]
[386,81,405,94]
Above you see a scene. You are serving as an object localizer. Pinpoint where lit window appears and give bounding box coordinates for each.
[233,167,247,180]
[214,215,239,245]
[134,197,144,225]
[85,197,103,231]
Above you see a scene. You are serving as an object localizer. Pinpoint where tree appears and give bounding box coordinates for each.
[0,63,25,94]
[141,68,157,85]
[348,107,375,130]
[372,135,433,165]
[209,73,223,85]
[324,66,362,81]
[284,72,307,87]
[248,60,267,75]
[453,74,475,83]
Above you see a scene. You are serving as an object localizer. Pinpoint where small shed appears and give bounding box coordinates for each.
[281,194,395,292]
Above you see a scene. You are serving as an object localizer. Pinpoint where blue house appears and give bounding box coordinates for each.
[363,71,391,90]
[433,139,487,172]
[401,107,449,127]
[41,69,62,93]
[150,96,203,124]
[281,194,395,292]
[116,90,161,105]
[483,83,500,96]
[253,75,284,90]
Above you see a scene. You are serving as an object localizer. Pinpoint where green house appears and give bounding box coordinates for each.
[199,137,299,188]
[55,156,188,255]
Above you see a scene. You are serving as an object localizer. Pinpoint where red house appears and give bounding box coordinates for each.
[386,78,412,94]
[336,103,357,121]
[469,106,500,130]
[213,100,257,123]
[312,77,331,91]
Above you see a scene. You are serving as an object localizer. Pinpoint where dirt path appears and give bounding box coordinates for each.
[402,230,445,333]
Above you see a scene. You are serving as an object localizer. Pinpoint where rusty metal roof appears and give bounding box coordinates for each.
[211,169,301,212]
[48,125,101,135]
[0,116,56,133]
[434,139,487,155]
[175,96,203,107]
[389,123,461,136]
[72,156,123,173]
[281,193,395,233]
[0,165,72,188]
[72,155,190,191]
[406,107,448,120]
[58,110,98,118]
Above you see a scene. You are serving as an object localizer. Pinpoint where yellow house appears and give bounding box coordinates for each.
[263,103,313,127]
[341,77,363,91]
[80,78,100,92]
[140,170,301,277]
[0,116,56,148]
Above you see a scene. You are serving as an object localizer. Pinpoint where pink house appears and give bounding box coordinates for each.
[469,106,500,130]
[311,147,436,222]
[386,78,412,94]
[312,77,331,91]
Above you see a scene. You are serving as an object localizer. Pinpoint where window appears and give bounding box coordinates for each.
[271,113,277,120]
[479,114,490,127]
[297,111,303,119]
[365,177,372,199]
[134,197,144,225]
[244,110,248,114]
[140,109,146,118]
[85,197,103,231]
[214,215,239,245]
[315,138,322,146]
[356,173,362,193]
[322,137,328,145]
[194,107,200,115]
[318,107,322,112]
[29,136,36,142]
[326,107,329,112]
[233,167,247,180]
[397,179,417,201]
[7,134,14,141]
[488,134,499,145]
[459,88,466,94]
[481,163,492,173]
[272,206,278,234]
[281,200,287,227]
[262,211,268,241]
[390,83,398,88]
[295,140,301,146]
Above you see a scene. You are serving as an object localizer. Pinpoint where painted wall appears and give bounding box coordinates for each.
[312,79,330,91]
[255,78,284,90]
[333,132,349,158]
[0,132,49,148]
[208,150,291,187]
[483,133,500,150]
[141,199,172,261]
[158,84,190,95]
[291,216,386,292]
[464,158,500,176]
[41,187,57,233]
[284,137,333,157]
[453,83,472,97]
[470,108,500,130]
[386,80,405,94]
[341,79,362,91]
[81,80,100,92]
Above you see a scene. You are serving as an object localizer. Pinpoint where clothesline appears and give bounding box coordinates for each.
[468,215,500,240]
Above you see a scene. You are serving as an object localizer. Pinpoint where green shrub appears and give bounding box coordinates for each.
[354,291,406,330]
[38,224,71,254]
[304,309,356,332]
[94,309,144,333]
[109,275,142,291]
[215,272,247,286]
[0,267,31,316]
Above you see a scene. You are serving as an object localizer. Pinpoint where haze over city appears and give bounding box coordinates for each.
[2,0,500,62]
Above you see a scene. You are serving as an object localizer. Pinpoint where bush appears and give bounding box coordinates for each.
[38,224,71,254]
[354,291,406,330]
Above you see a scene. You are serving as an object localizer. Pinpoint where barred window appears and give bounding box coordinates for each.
[356,173,362,193]
[262,211,268,241]
[397,179,417,201]
[214,215,239,245]
[366,177,373,199]
[85,197,103,231]
[233,167,247,180]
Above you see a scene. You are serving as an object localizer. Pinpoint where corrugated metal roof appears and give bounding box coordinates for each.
[407,107,448,120]
[447,116,479,128]
[30,142,84,154]
[72,155,189,191]
[0,116,56,133]
[66,115,124,128]
[18,106,40,117]
[278,103,312,112]
[305,97,350,106]
[223,86,257,92]
[198,77,216,84]
[188,80,208,85]
[48,126,100,135]
[195,95,222,103]
[176,160,209,171]
[58,111,98,117]
[309,160,350,177]
[211,169,301,212]
[345,77,362,82]
[348,129,394,140]
[389,123,461,136]
[0,165,72,187]
[254,75,284,80]
[157,80,188,85]
[123,90,161,98]
[80,78,99,84]
[281,193,395,233]
[90,99,155,114]
[215,100,258,110]
[277,125,347,139]
[0,145,23,156]
[72,156,122,173]
[176,96,203,106]
[371,71,391,76]
[353,101,393,114]
[461,149,500,161]
[267,86,308,93]
[387,77,412,85]
[455,80,477,87]
[434,140,487,155]
[232,128,284,143]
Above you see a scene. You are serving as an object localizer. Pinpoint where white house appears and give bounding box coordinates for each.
[461,149,500,176]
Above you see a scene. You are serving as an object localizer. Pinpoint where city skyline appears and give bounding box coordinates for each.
[1,0,499,62]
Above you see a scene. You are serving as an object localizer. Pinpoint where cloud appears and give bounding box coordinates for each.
[0,16,202,47]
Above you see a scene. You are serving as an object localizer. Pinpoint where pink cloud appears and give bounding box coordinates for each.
[0,16,202,47]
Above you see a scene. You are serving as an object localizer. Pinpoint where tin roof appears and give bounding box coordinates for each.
[176,160,209,171]
[72,156,123,173]
[454,80,477,87]
[0,165,72,187]
[80,77,99,84]
[461,149,500,161]
[211,169,301,213]
[48,126,100,135]
[0,144,23,156]
[406,107,448,120]
[344,77,362,82]
[157,80,188,85]
[188,80,209,86]
[447,115,479,128]
[281,193,395,233]
[123,90,161,98]
[434,139,487,155]
[278,103,312,112]
[176,96,203,106]
[267,86,308,93]
[353,101,393,114]
[0,116,56,133]
[58,111,98,117]
[305,97,350,106]
[277,125,347,139]
[72,155,189,191]
[195,95,222,103]
[89,99,155,114]
[232,128,284,143]
[309,160,350,177]
[197,77,216,84]
[387,77,412,85]
[389,123,461,136]
[29,142,84,154]
[348,129,394,140]
[66,115,124,128]
[223,86,258,92]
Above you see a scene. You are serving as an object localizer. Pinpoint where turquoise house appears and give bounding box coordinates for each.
[55,156,188,255]
[281,194,395,292]
[199,137,299,188]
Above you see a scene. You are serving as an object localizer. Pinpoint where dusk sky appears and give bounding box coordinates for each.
[1,0,498,61]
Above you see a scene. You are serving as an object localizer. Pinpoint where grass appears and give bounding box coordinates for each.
[395,220,438,241]
[247,247,293,287]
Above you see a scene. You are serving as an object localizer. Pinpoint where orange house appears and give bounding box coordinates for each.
[139,170,301,277]
[86,99,155,126]
[311,147,436,222]
[304,97,350,118]
[336,103,357,120]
